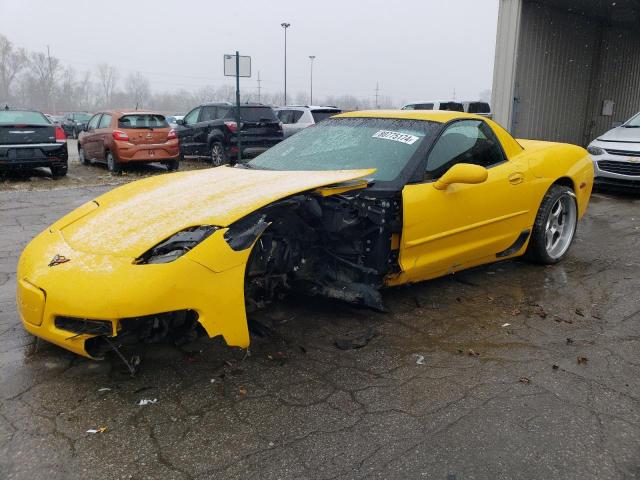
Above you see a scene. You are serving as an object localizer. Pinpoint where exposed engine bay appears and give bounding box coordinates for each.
[225,189,402,312]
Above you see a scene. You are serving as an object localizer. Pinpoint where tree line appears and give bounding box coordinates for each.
[0,34,394,114]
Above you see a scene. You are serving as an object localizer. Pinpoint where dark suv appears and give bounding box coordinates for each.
[61,112,93,139]
[176,103,283,165]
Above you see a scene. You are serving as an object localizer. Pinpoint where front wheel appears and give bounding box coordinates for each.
[106,151,122,174]
[524,184,578,264]
[210,142,228,167]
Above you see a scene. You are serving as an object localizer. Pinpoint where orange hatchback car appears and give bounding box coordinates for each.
[78,110,179,173]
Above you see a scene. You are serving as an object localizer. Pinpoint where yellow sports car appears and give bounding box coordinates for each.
[17,111,593,360]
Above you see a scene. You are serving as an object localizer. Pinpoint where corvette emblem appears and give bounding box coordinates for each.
[48,254,70,267]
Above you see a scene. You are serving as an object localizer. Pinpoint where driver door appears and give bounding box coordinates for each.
[177,107,201,156]
[399,119,531,283]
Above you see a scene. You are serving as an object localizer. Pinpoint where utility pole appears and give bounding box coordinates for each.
[47,44,55,113]
[257,70,262,103]
[375,82,380,109]
[281,22,291,105]
[309,56,316,104]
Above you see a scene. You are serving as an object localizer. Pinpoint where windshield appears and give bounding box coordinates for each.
[74,113,92,122]
[311,110,341,123]
[0,110,50,125]
[467,102,491,114]
[624,113,640,128]
[118,114,168,129]
[247,117,439,182]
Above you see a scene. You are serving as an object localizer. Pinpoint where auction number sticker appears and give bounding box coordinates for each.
[372,130,420,145]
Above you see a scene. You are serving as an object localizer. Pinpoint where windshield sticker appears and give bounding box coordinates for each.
[372,130,420,145]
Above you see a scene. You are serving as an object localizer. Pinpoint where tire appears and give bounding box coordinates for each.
[524,184,578,264]
[165,159,179,172]
[106,151,122,174]
[209,142,228,167]
[50,163,68,178]
[78,146,89,165]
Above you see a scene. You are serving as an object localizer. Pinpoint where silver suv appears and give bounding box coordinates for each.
[276,105,342,138]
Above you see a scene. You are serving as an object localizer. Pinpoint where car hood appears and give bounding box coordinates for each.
[597,126,640,143]
[59,166,375,257]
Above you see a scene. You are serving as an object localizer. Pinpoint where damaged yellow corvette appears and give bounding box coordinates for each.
[17,111,593,360]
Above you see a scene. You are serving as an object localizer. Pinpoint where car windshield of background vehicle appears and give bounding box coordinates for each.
[468,102,491,114]
[118,114,168,129]
[74,113,92,122]
[311,110,341,123]
[0,111,50,125]
[248,117,439,181]
[224,107,278,122]
[623,113,640,128]
[440,102,464,111]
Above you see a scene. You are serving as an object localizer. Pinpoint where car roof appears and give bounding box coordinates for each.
[201,102,270,107]
[281,105,341,110]
[403,100,461,105]
[99,110,165,116]
[335,110,487,124]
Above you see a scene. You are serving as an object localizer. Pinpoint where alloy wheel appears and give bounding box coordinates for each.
[544,194,577,259]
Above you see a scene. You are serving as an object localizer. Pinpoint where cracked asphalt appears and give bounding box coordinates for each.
[1,159,640,479]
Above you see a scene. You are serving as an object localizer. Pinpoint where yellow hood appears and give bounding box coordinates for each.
[60,166,374,257]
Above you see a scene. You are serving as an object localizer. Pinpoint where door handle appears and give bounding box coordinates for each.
[509,172,524,185]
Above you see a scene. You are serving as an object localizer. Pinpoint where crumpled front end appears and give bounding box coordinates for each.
[17,227,253,359]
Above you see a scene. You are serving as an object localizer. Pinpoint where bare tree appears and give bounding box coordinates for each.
[124,72,150,108]
[29,50,61,111]
[96,63,118,106]
[0,34,28,103]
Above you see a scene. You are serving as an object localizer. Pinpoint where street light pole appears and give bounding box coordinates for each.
[309,55,316,104]
[280,22,291,105]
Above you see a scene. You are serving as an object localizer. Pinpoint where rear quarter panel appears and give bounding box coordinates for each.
[515,140,594,218]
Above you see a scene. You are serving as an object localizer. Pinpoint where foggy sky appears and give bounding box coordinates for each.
[0,0,499,105]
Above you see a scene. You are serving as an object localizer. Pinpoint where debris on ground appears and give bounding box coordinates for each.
[468,349,480,356]
[533,304,547,318]
[575,308,585,317]
[414,354,425,365]
[566,338,574,345]
[210,379,216,384]
[552,364,559,370]
[577,356,588,365]
[86,427,107,434]
[501,323,511,328]
[98,387,111,392]
[137,398,158,406]
[239,387,247,396]
[519,376,531,384]
[335,328,376,350]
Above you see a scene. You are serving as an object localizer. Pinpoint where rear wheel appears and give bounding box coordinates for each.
[51,163,68,178]
[78,146,89,165]
[525,184,577,264]
[106,151,122,174]
[165,159,179,172]
[210,142,227,167]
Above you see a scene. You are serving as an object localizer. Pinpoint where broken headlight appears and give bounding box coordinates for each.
[136,226,219,264]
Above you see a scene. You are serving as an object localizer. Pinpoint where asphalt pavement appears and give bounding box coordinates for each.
[1,162,639,479]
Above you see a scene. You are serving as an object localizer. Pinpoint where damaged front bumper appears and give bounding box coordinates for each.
[17,228,253,358]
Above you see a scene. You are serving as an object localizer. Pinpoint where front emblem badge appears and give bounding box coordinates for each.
[48,254,70,267]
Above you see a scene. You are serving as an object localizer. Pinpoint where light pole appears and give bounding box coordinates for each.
[280,22,291,105]
[309,55,316,104]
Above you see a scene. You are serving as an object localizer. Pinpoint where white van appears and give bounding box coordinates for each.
[401,101,464,112]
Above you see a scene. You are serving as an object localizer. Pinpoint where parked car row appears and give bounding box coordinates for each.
[3,100,640,192]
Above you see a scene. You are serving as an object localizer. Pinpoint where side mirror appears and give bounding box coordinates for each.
[176,119,185,126]
[433,163,488,190]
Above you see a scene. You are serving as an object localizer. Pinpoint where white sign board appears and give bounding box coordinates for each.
[224,54,251,78]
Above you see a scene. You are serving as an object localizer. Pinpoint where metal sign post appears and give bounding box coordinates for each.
[224,53,251,164]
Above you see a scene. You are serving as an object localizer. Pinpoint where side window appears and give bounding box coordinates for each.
[87,114,101,130]
[292,111,304,123]
[425,120,505,179]
[183,107,201,125]
[200,106,217,122]
[277,110,293,123]
[415,103,434,110]
[402,104,415,110]
[98,114,112,128]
